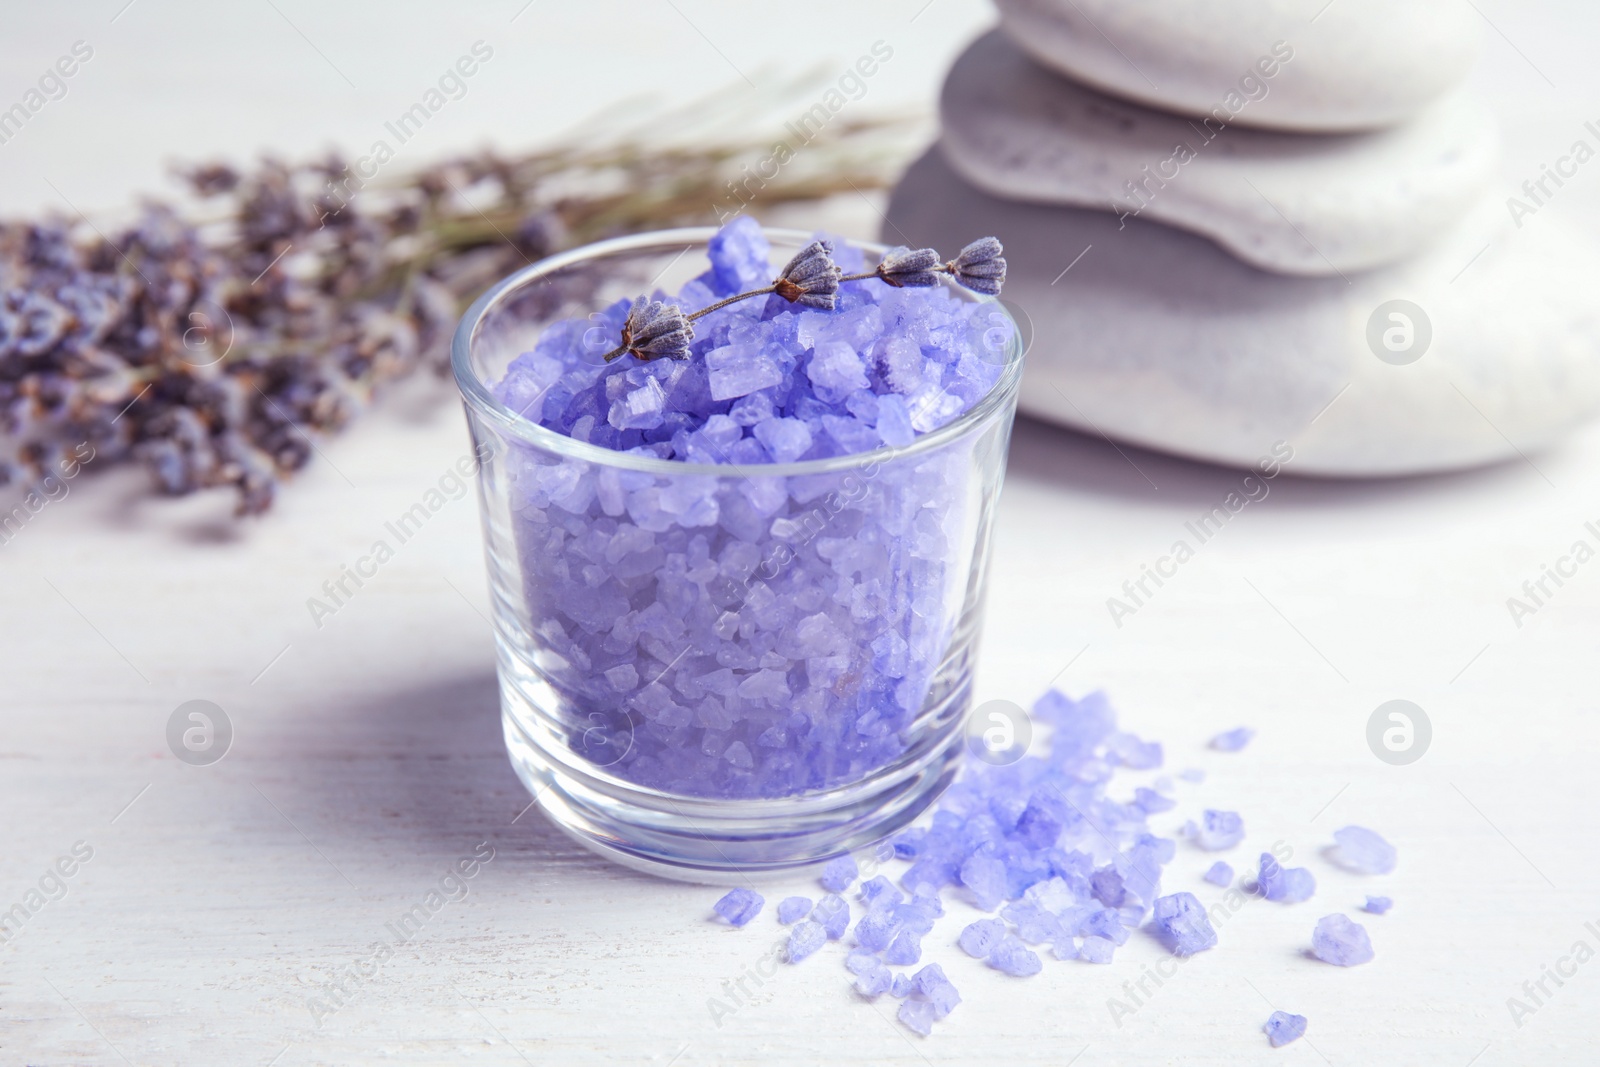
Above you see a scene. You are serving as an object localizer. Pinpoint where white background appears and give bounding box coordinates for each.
[3,1,1599,1064]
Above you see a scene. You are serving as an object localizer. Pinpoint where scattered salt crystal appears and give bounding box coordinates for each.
[885,929,923,966]
[898,997,936,1037]
[1311,914,1375,966]
[855,962,893,998]
[1255,853,1316,904]
[1188,810,1245,851]
[1134,787,1176,814]
[958,918,1006,959]
[1179,768,1206,783]
[1362,895,1393,915]
[890,972,913,998]
[858,875,900,908]
[820,855,859,892]
[1331,826,1397,875]
[1151,892,1218,956]
[1263,1010,1307,1047]
[1203,861,1234,886]
[778,896,813,924]
[712,888,763,927]
[815,893,850,939]
[845,951,878,975]
[1079,936,1116,964]
[787,919,827,963]
[988,936,1044,976]
[1210,726,1255,752]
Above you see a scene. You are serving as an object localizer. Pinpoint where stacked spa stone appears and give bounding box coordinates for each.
[886,1,1600,475]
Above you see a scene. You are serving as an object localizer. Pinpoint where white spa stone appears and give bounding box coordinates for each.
[992,0,1482,132]
[884,149,1600,477]
[940,31,1498,277]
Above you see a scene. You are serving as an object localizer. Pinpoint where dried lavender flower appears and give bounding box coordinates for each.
[609,296,693,362]
[772,239,841,309]
[0,90,908,516]
[874,245,941,288]
[946,236,1006,296]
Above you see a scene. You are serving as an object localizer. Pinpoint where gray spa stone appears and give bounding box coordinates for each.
[993,0,1482,132]
[940,32,1498,277]
[884,149,1600,476]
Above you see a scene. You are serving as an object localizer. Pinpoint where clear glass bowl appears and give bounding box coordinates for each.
[452,226,1024,880]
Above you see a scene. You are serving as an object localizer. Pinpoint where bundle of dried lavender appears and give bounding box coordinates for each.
[0,106,910,516]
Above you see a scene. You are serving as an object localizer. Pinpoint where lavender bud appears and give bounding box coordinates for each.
[947,236,1006,296]
[875,245,941,288]
[616,295,693,362]
[773,239,842,310]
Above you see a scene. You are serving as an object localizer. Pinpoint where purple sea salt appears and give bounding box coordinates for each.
[1151,892,1218,956]
[988,936,1044,976]
[959,918,1006,958]
[1210,726,1255,752]
[1311,914,1375,966]
[1331,826,1398,875]
[787,919,827,963]
[815,893,850,939]
[1362,895,1393,915]
[1079,936,1116,964]
[778,896,813,924]
[885,929,923,966]
[1203,861,1234,886]
[1264,1011,1308,1047]
[855,962,893,998]
[890,972,913,998]
[821,854,859,892]
[713,888,763,927]
[1255,853,1316,904]
[1188,810,1246,851]
[898,998,936,1037]
[492,216,1012,801]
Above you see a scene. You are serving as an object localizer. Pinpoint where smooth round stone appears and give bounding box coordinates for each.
[885,149,1600,477]
[941,32,1498,277]
[993,0,1482,132]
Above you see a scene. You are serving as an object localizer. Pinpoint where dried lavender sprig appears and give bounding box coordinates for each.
[0,98,910,516]
[604,236,1005,362]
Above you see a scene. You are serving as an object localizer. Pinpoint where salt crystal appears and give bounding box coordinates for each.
[855,962,893,998]
[1210,726,1255,752]
[988,936,1043,977]
[820,854,859,892]
[815,893,850,939]
[1331,825,1397,875]
[1151,892,1218,956]
[1202,861,1234,887]
[1311,914,1375,966]
[778,896,813,924]
[787,919,827,963]
[1079,936,1116,964]
[959,853,1008,912]
[890,972,913,998]
[959,918,1006,959]
[752,416,813,463]
[1188,810,1245,851]
[885,929,923,966]
[713,888,763,927]
[1263,1010,1308,1047]
[898,997,936,1037]
[1255,853,1317,904]
[1362,895,1393,915]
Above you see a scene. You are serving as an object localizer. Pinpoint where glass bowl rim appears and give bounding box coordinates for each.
[451,225,1025,477]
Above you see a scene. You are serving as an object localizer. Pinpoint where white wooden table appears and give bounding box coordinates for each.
[4,2,1599,1063]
